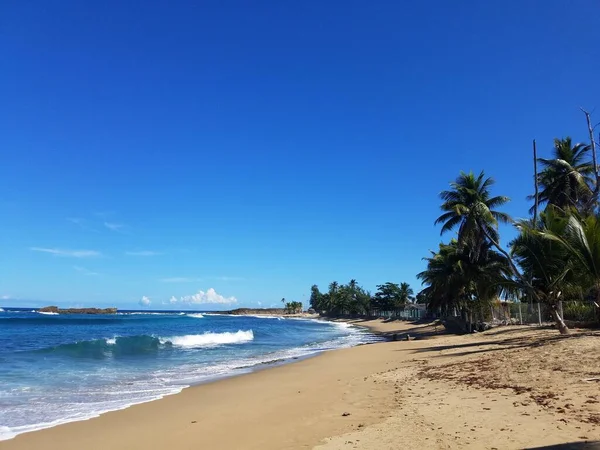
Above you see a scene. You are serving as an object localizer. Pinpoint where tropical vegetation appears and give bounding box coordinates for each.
[284,301,303,314]
[309,280,416,316]
[417,119,600,335]
[306,110,600,335]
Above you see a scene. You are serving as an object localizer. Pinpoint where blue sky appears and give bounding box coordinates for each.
[1,1,599,309]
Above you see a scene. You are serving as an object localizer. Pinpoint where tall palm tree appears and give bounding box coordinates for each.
[327,281,340,314]
[532,138,593,213]
[435,171,512,261]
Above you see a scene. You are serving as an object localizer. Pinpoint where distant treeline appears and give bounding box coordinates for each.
[309,280,417,315]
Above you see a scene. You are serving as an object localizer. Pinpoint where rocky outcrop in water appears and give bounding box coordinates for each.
[39,306,118,315]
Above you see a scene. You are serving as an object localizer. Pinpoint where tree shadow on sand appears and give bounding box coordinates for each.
[526,442,600,449]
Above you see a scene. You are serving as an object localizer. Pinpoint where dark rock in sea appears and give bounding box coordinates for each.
[39,306,118,315]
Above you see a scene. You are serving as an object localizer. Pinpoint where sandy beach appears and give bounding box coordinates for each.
[2,319,599,450]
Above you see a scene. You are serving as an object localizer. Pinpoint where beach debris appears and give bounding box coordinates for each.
[342,412,351,417]
[582,377,600,383]
[191,421,197,424]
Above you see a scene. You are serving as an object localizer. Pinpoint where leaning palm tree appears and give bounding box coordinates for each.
[510,206,574,334]
[435,171,512,262]
[547,212,600,323]
[532,138,593,213]
[435,171,540,301]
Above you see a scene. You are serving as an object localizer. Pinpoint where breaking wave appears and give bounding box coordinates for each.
[159,330,254,348]
[187,313,204,319]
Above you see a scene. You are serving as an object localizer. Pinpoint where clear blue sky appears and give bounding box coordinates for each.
[1,1,599,309]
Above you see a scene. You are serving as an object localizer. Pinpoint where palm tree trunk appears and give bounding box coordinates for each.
[581,108,599,209]
[480,224,571,334]
[549,305,570,335]
[533,139,539,223]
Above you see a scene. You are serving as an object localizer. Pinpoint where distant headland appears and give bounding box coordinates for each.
[39,306,118,315]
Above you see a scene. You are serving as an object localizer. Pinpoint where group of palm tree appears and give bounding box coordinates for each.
[309,280,415,316]
[283,300,303,314]
[418,131,600,335]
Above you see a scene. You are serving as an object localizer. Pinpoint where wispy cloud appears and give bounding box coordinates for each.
[73,266,100,276]
[214,276,245,282]
[160,277,203,283]
[1,295,11,300]
[168,288,237,305]
[30,247,102,258]
[125,250,161,256]
[67,217,98,232]
[104,222,126,233]
[139,296,151,307]
[67,217,85,226]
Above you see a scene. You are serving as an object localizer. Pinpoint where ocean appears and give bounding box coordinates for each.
[0,308,379,440]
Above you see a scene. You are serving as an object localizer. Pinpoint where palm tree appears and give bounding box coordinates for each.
[532,138,593,213]
[418,239,512,327]
[398,282,415,305]
[546,211,600,324]
[327,281,340,314]
[510,206,574,334]
[435,171,512,262]
[418,240,468,315]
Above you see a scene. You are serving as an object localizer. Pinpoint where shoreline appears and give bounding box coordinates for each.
[0,316,376,443]
[2,319,598,449]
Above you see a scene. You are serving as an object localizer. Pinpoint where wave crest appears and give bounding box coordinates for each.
[187,313,204,319]
[160,330,253,348]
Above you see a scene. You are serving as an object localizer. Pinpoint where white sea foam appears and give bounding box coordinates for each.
[0,385,181,441]
[105,337,117,345]
[0,308,4,312]
[37,311,59,316]
[244,314,282,319]
[187,313,204,319]
[117,312,176,316]
[160,330,254,348]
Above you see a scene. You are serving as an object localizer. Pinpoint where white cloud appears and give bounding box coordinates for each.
[30,247,102,258]
[2,295,11,300]
[139,296,151,307]
[126,251,161,256]
[214,276,245,281]
[73,266,99,276]
[160,277,203,283]
[170,288,237,305]
[257,301,262,306]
